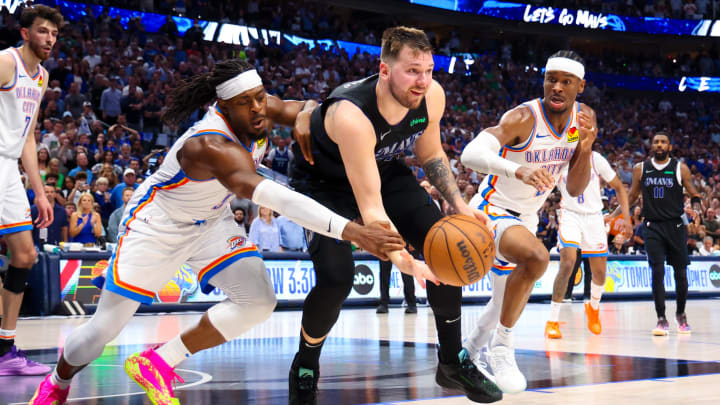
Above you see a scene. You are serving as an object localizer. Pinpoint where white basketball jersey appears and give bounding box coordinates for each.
[125,104,268,224]
[476,98,580,216]
[559,151,616,214]
[0,48,45,159]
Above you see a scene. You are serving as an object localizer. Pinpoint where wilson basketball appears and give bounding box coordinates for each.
[423,215,495,286]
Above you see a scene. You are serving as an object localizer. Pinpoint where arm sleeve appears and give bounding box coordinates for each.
[460,130,521,178]
[251,179,350,240]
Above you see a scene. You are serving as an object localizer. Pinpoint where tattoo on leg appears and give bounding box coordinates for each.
[423,157,461,208]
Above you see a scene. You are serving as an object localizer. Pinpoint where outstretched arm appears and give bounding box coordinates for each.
[178,135,405,260]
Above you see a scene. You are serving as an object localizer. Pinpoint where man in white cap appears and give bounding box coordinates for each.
[110,167,137,210]
[460,50,598,394]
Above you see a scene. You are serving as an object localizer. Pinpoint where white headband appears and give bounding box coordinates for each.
[215,70,263,100]
[545,57,585,80]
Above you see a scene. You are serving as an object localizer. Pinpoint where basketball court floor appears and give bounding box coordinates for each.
[2,299,720,404]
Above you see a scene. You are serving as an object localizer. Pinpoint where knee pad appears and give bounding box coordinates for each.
[3,266,31,294]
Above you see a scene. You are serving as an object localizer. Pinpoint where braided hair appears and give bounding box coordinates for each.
[162,59,255,125]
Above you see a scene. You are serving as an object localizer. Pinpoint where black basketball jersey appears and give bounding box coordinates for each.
[641,158,684,221]
[291,74,429,190]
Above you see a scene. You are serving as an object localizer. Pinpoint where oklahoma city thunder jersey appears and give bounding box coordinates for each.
[476,98,580,216]
[0,47,44,159]
[558,151,616,214]
[127,104,268,224]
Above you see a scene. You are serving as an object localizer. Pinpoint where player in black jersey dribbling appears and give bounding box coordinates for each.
[626,132,702,336]
[288,27,502,404]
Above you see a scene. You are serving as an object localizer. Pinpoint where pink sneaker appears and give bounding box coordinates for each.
[28,375,70,405]
[125,348,184,405]
[0,346,52,376]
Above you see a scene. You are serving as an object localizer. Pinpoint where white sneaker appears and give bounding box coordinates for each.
[471,346,496,384]
[486,345,527,394]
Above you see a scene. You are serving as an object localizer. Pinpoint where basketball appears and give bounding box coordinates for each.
[423,215,495,286]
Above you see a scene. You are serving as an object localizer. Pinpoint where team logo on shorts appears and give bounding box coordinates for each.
[24,208,31,219]
[567,127,579,143]
[226,236,246,251]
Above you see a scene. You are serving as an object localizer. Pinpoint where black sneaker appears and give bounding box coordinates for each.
[289,354,319,405]
[405,305,417,314]
[436,348,503,403]
[376,304,389,314]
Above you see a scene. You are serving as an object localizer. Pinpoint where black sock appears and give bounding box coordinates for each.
[296,332,324,370]
[434,314,462,364]
[0,338,13,356]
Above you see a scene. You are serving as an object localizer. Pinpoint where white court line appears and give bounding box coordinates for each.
[11,364,212,405]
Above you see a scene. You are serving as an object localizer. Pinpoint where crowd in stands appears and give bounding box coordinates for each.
[548,0,720,20]
[2,1,720,256]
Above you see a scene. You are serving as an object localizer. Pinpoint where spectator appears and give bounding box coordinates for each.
[698,236,717,255]
[37,144,50,178]
[233,207,249,236]
[68,152,93,184]
[110,168,139,210]
[64,201,76,218]
[610,233,629,254]
[120,84,144,131]
[64,82,86,119]
[266,138,293,176]
[248,206,281,252]
[276,215,307,252]
[31,184,69,248]
[93,177,114,225]
[107,187,135,243]
[69,192,104,245]
[702,207,720,241]
[100,77,122,124]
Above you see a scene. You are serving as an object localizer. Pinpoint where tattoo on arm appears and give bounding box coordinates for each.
[423,157,461,207]
[325,102,340,123]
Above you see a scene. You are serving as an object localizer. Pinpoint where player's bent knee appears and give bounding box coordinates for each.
[523,246,549,279]
[12,248,37,269]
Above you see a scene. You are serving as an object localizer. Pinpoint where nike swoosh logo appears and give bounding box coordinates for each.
[536,134,549,139]
[445,315,461,324]
[380,130,391,142]
[18,74,26,78]
[677,223,682,228]
[646,170,654,173]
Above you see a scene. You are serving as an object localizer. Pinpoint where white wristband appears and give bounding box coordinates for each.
[251,179,350,240]
[460,130,521,178]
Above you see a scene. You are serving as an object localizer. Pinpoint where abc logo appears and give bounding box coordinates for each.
[710,265,720,288]
[352,264,374,295]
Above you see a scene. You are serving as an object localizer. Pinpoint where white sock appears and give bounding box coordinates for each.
[491,323,513,348]
[51,369,72,390]
[549,301,562,322]
[155,335,191,368]
[590,282,603,310]
[0,328,16,341]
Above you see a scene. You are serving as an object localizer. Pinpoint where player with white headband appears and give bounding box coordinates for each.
[30,59,407,405]
[459,50,598,394]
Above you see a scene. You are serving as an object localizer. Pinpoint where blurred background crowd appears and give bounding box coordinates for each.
[1,0,719,257]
